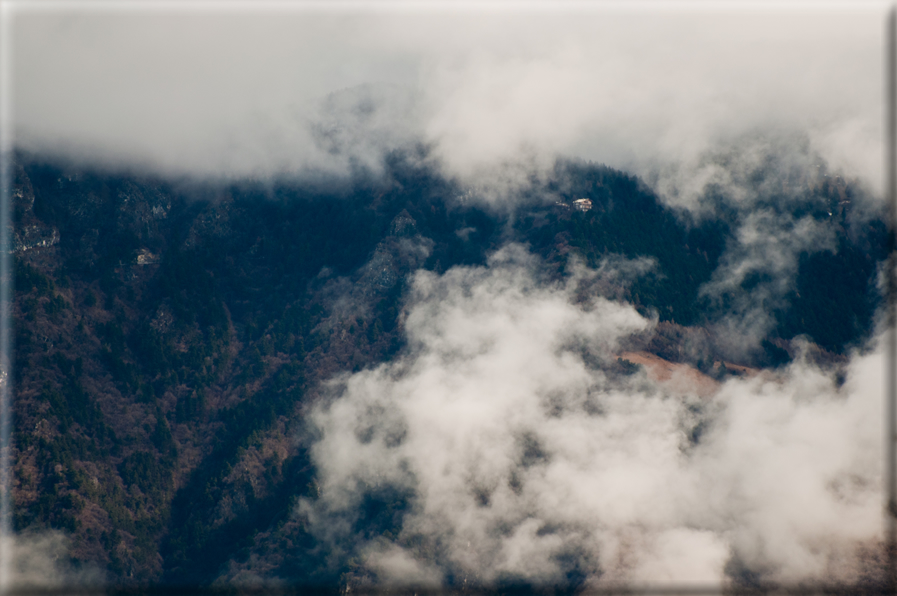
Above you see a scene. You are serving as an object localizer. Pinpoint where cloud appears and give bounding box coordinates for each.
[699,208,837,360]
[0,530,104,591]
[9,5,886,200]
[298,245,885,589]
[688,344,885,585]
[653,130,885,360]
[9,10,420,179]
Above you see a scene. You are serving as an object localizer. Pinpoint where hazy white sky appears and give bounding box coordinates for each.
[6,2,889,198]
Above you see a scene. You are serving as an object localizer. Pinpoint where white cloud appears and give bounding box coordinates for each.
[0,530,104,591]
[298,245,885,589]
[699,208,838,359]
[9,5,886,202]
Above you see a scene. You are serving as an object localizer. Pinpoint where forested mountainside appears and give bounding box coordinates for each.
[11,148,887,588]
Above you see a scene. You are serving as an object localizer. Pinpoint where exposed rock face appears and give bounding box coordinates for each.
[134,249,160,266]
[15,224,60,253]
[13,163,35,213]
[12,163,60,254]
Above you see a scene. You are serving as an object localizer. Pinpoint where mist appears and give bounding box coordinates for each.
[9,5,887,205]
[0,530,104,591]
[298,245,885,589]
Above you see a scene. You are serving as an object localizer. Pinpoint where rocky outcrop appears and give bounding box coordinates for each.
[14,224,60,253]
[12,162,60,254]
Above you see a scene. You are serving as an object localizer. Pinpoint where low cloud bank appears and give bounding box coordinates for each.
[11,7,885,203]
[0,530,104,591]
[299,245,885,589]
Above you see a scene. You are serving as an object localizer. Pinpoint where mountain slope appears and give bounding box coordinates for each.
[10,151,886,586]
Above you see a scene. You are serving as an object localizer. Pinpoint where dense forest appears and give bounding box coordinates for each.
[9,148,888,589]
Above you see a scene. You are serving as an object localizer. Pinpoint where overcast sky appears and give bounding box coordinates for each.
[5,2,890,200]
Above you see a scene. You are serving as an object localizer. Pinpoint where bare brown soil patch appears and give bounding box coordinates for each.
[619,351,721,398]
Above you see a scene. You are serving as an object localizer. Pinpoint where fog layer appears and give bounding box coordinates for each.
[10,6,886,205]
